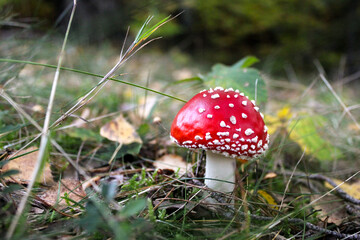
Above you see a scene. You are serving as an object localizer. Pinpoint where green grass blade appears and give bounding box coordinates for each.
[0,58,186,103]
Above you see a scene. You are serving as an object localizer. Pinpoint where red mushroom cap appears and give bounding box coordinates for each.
[170,87,269,160]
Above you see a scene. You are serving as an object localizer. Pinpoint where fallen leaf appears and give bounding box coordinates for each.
[263,172,277,180]
[100,115,142,145]
[2,146,54,185]
[311,194,348,226]
[38,178,86,209]
[153,154,189,175]
[288,115,343,161]
[257,189,279,210]
[264,106,292,136]
[324,179,360,200]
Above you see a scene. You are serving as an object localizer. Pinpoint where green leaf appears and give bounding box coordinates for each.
[201,58,267,105]
[0,124,26,134]
[288,115,343,161]
[117,142,142,157]
[137,123,150,138]
[0,169,20,178]
[67,128,103,142]
[2,184,22,194]
[121,198,146,217]
[233,56,259,69]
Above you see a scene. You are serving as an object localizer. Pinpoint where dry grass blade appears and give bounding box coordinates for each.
[6,1,77,238]
[319,74,360,130]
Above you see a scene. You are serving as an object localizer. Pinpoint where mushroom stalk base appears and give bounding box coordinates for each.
[204,151,236,193]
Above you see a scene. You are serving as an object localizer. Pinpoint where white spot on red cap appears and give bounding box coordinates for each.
[214,105,220,109]
[213,140,221,145]
[251,100,256,105]
[233,133,239,139]
[225,138,231,142]
[242,113,247,119]
[227,95,230,98]
[240,93,245,96]
[182,140,192,145]
[234,94,238,98]
[236,128,241,132]
[207,114,213,119]
[217,132,230,137]
[229,103,234,107]
[257,140,263,148]
[211,94,220,99]
[220,121,226,127]
[198,108,205,113]
[242,101,247,106]
[230,116,236,124]
[245,128,254,136]
[241,145,248,150]
[250,145,256,149]
[251,136,258,142]
[205,132,212,140]
[195,135,203,140]
[254,107,259,112]
[203,94,207,97]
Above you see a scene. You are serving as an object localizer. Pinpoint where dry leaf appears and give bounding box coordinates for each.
[100,115,142,145]
[38,178,86,208]
[257,189,279,210]
[264,172,277,180]
[2,146,54,185]
[311,194,348,226]
[153,154,189,175]
[325,179,360,200]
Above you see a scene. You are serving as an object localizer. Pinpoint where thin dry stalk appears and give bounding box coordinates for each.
[319,74,360,130]
[278,148,305,211]
[6,1,77,238]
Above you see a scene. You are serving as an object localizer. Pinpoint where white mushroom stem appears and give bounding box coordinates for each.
[204,151,236,193]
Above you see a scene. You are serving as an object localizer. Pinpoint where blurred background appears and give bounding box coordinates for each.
[1,0,360,80]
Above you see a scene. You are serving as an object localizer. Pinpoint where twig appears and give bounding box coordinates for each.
[278,170,360,205]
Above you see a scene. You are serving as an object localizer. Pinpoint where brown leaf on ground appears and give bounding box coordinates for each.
[38,178,86,209]
[2,146,54,185]
[153,154,189,175]
[311,194,349,226]
[100,114,142,145]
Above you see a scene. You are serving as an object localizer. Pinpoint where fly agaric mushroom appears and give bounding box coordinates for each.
[170,87,269,193]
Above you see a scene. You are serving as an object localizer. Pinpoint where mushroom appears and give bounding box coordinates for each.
[170,87,269,193]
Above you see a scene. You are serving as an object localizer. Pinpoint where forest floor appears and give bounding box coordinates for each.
[1,18,360,240]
